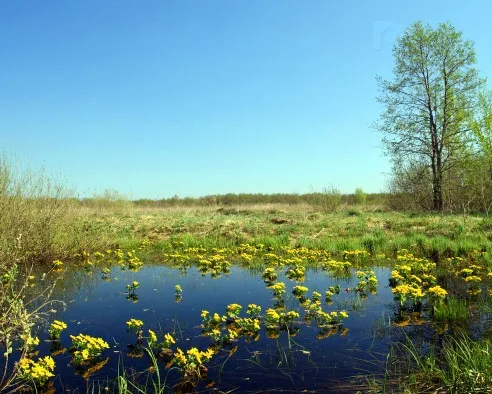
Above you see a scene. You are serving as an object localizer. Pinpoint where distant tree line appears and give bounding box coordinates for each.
[132,190,385,209]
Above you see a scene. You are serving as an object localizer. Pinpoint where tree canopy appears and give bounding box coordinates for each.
[376,21,486,211]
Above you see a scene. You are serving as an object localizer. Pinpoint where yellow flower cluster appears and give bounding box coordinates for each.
[427,285,447,298]
[226,303,242,317]
[262,267,278,282]
[147,330,175,349]
[265,308,280,321]
[390,251,438,305]
[322,260,352,275]
[20,334,39,349]
[246,304,261,316]
[126,318,144,331]
[303,299,349,327]
[202,303,261,342]
[268,281,286,297]
[173,347,215,374]
[265,308,299,328]
[392,284,424,298]
[164,333,176,346]
[285,265,306,281]
[148,329,157,344]
[354,269,378,296]
[342,249,370,262]
[464,275,482,282]
[70,334,109,364]
[445,263,485,295]
[49,320,67,339]
[163,243,336,273]
[52,259,64,271]
[18,356,55,386]
[292,285,308,297]
[127,254,144,271]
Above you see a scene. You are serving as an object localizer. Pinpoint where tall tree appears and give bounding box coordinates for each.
[376,22,485,211]
[471,90,492,164]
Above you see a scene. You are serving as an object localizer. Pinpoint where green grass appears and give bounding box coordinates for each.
[397,334,492,393]
[432,296,468,321]
[75,205,491,260]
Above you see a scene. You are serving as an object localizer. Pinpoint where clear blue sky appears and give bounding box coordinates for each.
[1,1,491,199]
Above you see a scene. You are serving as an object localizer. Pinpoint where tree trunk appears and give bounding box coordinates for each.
[433,173,444,211]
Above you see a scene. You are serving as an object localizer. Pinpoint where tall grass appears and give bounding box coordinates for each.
[432,296,468,321]
[397,334,492,393]
[0,156,79,264]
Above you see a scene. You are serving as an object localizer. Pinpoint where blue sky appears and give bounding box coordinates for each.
[1,1,491,199]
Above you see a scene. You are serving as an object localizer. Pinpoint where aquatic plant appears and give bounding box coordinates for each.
[354,269,378,297]
[292,285,308,298]
[18,356,55,386]
[322,259,352,276]
[127,251,144,271]
[147,330,175,354]
[126,281,140,292]
[427,285,447,300]
[48,320,67,340]
[303,298,349,328]
[325,284,341,304]
[52,259,63,272]
[172,347,215,382]
[246,303,261,316]
[285,265,306,281]
[262,267,277,283]
[70,334,109,365]
[432,296,467,321]
[19,333,40,352]
[264,308,299,330]
[268,281,286,298]
[125,281,140,302]
[225,303,242,319]
[126,318,144,335]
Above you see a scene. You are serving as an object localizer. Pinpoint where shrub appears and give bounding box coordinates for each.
[0,155,79,264]
[309,186,342,213]
[354,188,367,205]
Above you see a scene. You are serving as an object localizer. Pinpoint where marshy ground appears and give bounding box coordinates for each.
[2,203,492,393]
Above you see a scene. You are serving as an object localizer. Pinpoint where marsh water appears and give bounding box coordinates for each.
[13,249,490,393]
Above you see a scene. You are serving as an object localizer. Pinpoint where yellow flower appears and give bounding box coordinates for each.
[53,259,63,267]
[126,318,144,328]
[164,333,175,345]
[20,334,39,347]
[428,285,447,298]
[174,348,187,365]
[148,329,157,343]
[266,308,280,320]
[464,275,481,282]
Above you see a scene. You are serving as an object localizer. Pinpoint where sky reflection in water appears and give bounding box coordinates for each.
[40,264,396,392]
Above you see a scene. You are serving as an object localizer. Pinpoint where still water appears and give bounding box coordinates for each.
[32,262,403,393]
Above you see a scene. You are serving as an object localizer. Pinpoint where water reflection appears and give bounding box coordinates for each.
[19,261,396,392]
[7,250,489,393]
